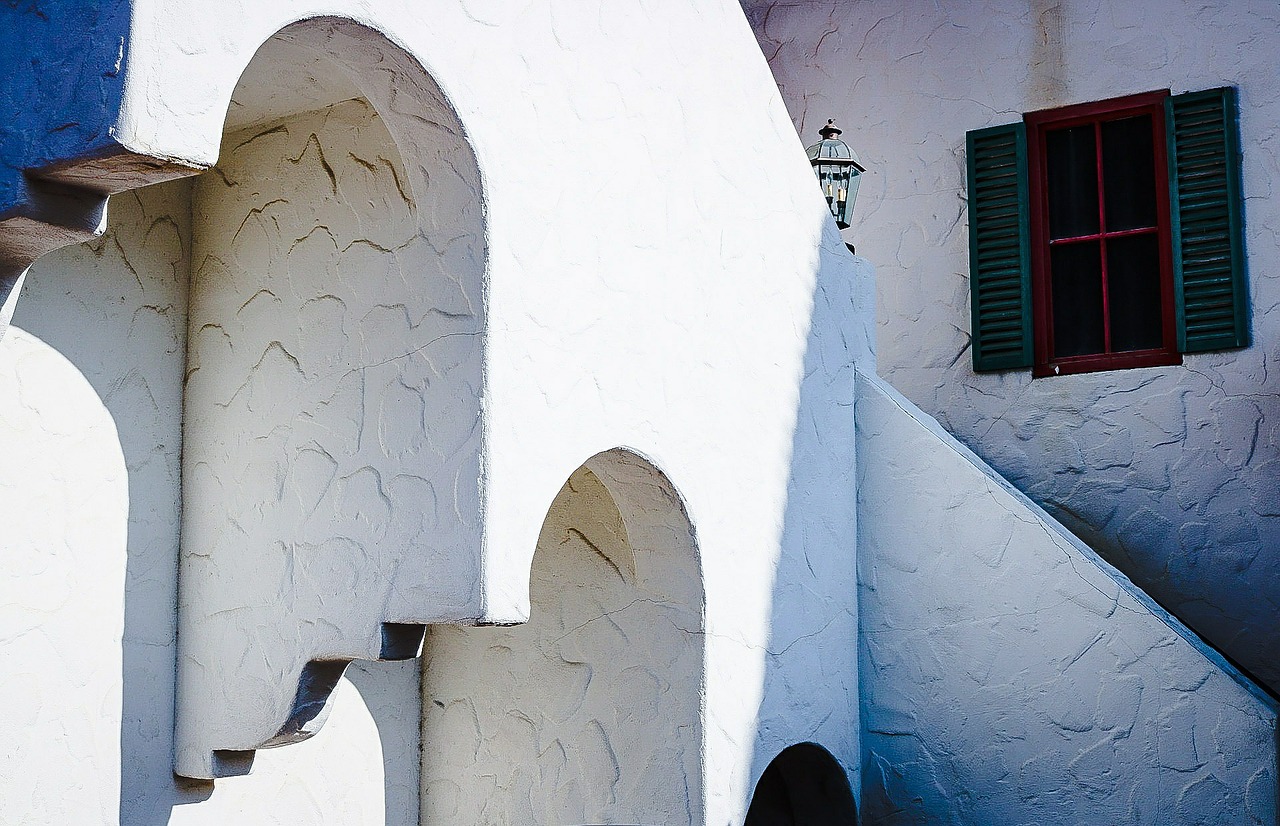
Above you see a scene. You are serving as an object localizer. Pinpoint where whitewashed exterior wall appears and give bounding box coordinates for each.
[0,330,127,825]
[748,0,1280,693]
[857,370,1277,825]
[177,90,479,778]
[1,0,868,822]
[422,458,703,824]
[7,1,1272,823]
[4,180,421,825]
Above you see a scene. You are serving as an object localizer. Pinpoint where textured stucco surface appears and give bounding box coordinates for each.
[8,181,186,824]
[6,182,420,824]
[0,0,124,325]
[169,662,419,826]
[0,0,128,209]
[178,86,482,774]
[7,2,1279,823]
[748,0,1280,693]
[857,370,1278,825]
[4,0,872,818]
[422,457,703,824]
[0,327,127,825]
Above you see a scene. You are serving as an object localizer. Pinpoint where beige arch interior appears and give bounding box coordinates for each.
[421,448,706,824]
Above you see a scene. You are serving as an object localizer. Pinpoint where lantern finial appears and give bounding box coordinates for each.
[818,119,842,139]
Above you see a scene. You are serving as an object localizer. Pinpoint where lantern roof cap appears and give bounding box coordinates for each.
[805,119,865,169]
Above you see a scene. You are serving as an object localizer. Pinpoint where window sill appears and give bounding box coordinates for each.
[1033,348,1182,377]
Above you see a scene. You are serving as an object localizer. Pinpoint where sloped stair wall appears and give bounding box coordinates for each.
[856,369,1277,824]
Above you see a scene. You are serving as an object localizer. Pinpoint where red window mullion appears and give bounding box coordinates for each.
[1049,225,1158,246]
[1094,119,1112,355]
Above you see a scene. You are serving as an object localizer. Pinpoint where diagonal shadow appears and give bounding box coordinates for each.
[746,215,875,816]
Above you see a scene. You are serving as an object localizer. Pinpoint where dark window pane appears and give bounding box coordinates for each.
[1046,125,1099,239]
[1050,241,1105,358]
[1102,115,1157,231]
[1107,233,1164,351]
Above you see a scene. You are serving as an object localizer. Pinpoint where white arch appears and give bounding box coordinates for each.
[175,16,488,779]
[422,447,706,824]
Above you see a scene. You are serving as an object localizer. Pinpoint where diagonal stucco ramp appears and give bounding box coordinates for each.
[857,369,1278,825]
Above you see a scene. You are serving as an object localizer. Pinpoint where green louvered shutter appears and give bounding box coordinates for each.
[967,123,1032,371]
[1166,87,1249,352]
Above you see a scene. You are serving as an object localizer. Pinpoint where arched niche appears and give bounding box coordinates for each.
[175,17,488,779]
[421,448,705,824]
[745,742,858,826]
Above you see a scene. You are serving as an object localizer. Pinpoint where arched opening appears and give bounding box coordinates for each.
[746,743,858,825]
[6,13,482,814]
[422,448,705,824]
[175,17,487,780]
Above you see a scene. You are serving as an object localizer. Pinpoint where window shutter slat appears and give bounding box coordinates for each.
[968,122,1032,371]
[1167,87,1249,352]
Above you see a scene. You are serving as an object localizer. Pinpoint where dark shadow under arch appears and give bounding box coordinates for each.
[746,742,858,826]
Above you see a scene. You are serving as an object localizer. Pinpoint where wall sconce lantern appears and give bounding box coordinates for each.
[806,119,865,229]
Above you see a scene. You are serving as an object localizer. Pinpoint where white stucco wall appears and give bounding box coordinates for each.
[5,182,184,825]
[422,457,703,824]
[4,0,872,820]
[178,84,482,776]
[170,663,419,826]
[9,2,1276,822]
[0,328,126,825]
[857,370,1278,825]
[4,181,420,825]
[747,0,1280,693]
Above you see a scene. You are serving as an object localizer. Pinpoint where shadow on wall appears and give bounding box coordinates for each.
[421,449,704,825]
[746,743,859,825]
[0,0,131,196]
[746,210,874,813]
[341,660,423,826]
[855,372,1279,824]
[0,0,130,330]
[10,181,211,823]
[7,13,479,822]
[12,183,424,826]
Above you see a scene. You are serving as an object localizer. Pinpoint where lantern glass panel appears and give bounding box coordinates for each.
[806,124,866,229]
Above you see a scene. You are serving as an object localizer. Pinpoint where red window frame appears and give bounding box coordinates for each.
[1026,90,1181,377]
